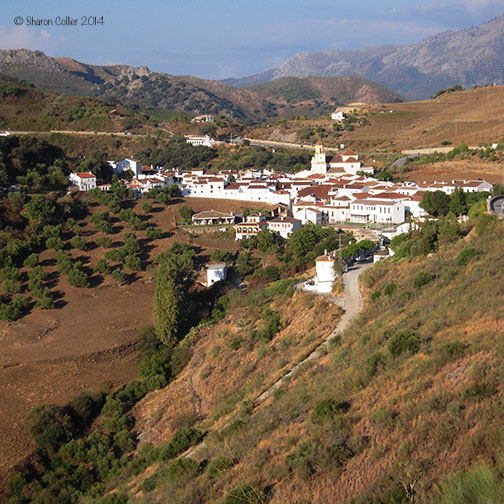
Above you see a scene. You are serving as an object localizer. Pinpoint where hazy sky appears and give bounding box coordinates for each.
[0,1,503,79]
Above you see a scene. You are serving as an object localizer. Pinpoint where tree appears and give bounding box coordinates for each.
[256,229,283,254]
[198,124,217,137]
[24,196,56,226]
[449,187,468,216]
[420,191,451,217]
[235,250,259,277]
[438,212,461,244]
[78,151,112,181]
[153,243,197,345]
[153,263,183,346]
[179,205,194,223]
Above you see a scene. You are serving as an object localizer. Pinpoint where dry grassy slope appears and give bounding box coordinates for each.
[123,217,504,503]
[250,85,504,151]
[132,291,342,446]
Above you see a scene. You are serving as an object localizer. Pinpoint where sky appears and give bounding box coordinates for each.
[0,0,503,80]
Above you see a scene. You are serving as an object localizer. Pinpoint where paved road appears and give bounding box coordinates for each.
[246,137,341,153]
[6,130,152,138]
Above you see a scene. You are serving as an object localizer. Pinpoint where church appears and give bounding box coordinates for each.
[310,141,374,176]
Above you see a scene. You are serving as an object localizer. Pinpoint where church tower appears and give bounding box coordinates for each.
[311,140,328,174]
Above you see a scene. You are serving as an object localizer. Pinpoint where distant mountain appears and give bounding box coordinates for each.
[227,13,504,100]
[0,49,402,122]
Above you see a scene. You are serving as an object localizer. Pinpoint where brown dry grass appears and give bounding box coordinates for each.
[132,291,342,447]
[249,84,504,152]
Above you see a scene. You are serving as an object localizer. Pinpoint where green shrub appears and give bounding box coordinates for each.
[438,341,466,362]
[222,483,268,504]
[124,254,142,271]
[463,383,497,400]
[413,271,433,289]
[312,399,350,422]
[170,345,193,377]
[388,330,420,357]
[111,268,126,284]
[160,427,202,461]
[165,457,199,485]
[138,353,171,379]
[68,264,90,288]
[206,455,234,479]
[141,201,153,213]
[46,236,64,250]
[23,253,39,268]
[94,258,111,275]
[146,226,162,239]
[141,474,158,492]
[383,282,397,296]
[96,220,112,234]
[229,336,243,350]
[367,352,387,376]
[438,463,503,504]
[96,236,113,248]
[35,289,54,310]
[71,235,87,251]
[456,247,480,267]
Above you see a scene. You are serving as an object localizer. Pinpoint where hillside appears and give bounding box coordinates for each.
[227,12,504,100]
[0,77,155,134]
[96,210,504,503]
[244,76,403,117]
[4,180,504,503]
[249,84,504,155]
[0,49,404,122]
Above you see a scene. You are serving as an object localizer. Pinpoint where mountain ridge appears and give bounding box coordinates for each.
[226,12,504,99]
[0,49,403,121]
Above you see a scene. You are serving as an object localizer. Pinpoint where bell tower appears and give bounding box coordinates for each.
[311,140,327,174]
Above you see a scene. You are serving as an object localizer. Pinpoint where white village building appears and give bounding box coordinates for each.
[185,135,216,147]
[69,172,96,191]
[267,217,302,238]
[349,199,405,225]
[116,159,143,177]
[206,263,227,287]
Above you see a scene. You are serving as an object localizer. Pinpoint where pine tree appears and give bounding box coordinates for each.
[449,187,468,216]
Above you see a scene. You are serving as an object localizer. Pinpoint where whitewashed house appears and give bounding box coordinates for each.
[293,206,324,225]
[304,250,341,294]
[349,199,405,225]
[267,217,302,238]
[331,109,345,121]
[206,264,227,286]
[116,159,142,177]
[69,172,96,191]
[454,180,493,193]
[234,213,267,240]
[186,135,216,147]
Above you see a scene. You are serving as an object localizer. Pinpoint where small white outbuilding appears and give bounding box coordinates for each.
[206,263,227,287]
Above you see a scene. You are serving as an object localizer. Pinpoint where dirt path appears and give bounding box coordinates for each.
[255,260,373,403]
[186,260,373,458]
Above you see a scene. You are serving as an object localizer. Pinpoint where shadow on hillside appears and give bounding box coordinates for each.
[52,290,67,309]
